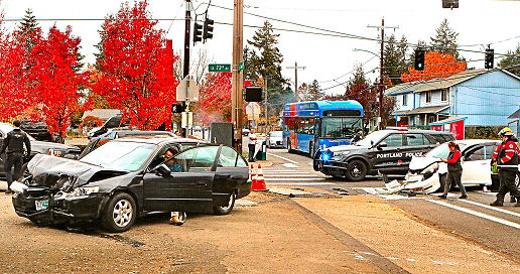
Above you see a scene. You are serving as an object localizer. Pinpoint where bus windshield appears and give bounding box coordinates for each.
[321,117,363,138]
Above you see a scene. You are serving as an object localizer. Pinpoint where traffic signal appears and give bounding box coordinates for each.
[193,23,203,44]
[442,0,459,9]
[203,18,214,41]
[244,87,263,102]
[485,48,494,69]
[414,48,425,71]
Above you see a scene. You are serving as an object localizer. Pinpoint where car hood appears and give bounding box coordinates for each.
[31,140,80,153]
[408,156,438,172]
[27,154,128,189]
[328,144,369,152]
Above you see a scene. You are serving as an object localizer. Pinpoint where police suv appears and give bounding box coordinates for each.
[313,128,455,181]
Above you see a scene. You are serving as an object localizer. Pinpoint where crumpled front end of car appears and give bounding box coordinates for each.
[11,173,110,226]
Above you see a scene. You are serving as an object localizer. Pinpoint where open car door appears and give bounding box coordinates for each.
[214,146,250,205]
[143,145,220,213]
[461,144,494,186]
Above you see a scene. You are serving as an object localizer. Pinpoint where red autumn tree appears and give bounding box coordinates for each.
[93,0,178,130]
[196,72,232,125]
[28,26,88,138]
[401,51,466,82]
[0,30,41,121]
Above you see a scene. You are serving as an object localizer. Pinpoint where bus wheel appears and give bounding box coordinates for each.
[345,160,367,181]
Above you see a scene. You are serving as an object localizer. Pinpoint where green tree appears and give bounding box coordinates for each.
[246,21,291,117]
[384,34,409,85]
[499,44,520,77]
[430,18,459,57]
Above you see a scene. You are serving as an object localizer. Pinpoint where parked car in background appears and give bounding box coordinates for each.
[403,139,501,193]
[19,120,52,142]
[267,131,284,148]
[87,114,128,139]
[80,129,181,158]
[12,137,251,232]
[313,128,455,181]
[0,123,81,179]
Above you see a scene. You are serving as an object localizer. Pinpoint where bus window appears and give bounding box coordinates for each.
[297,118,316,135]
[321,117,363,138]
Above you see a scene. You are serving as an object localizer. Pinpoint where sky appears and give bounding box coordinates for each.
[1,0,520,96]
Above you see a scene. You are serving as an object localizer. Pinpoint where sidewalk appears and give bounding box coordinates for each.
[294,195,520,274]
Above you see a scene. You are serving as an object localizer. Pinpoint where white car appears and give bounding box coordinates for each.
[267,131,284,148]
[402,139,501,193]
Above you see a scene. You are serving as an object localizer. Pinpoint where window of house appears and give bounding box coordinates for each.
[402,94,408,106]
[441,90,448,102]
[426,91,432,103]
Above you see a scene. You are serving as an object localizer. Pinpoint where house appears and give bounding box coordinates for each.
[81,109,121,121]
[385,69,520,128]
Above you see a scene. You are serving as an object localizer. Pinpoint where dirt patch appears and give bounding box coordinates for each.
[295,195,520,274]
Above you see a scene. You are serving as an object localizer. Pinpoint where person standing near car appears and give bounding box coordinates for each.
[440,142,467,199]
[491,127,520,207]
[0,120,31,194]
[248,129,257,162]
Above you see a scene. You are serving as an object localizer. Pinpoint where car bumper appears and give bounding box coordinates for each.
[12,192,109,225]
[313,159,349,175]
[401,172,441,194]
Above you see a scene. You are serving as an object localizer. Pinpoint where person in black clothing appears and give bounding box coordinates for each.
[439,142,467,199]
[491,127,520,207]
[0,120,31,194]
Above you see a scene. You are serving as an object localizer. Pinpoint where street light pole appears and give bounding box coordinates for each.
[182,0,192,137]
[287,62,306,101]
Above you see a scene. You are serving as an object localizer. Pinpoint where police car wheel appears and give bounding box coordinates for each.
[345,160,367,181]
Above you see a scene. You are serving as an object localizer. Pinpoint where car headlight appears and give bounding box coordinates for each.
[57,186,100,199]
[420,163,439,179]
[321,150,333,162]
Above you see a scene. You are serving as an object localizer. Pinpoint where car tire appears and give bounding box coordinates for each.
[101,193,137,233]
[169,211,187,226]
[213,192,236,215]
[345,160,367,181]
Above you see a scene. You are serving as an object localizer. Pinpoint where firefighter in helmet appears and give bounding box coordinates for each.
[491,127,520,207]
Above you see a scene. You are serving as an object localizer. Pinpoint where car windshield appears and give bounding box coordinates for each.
[0,124,35,141]
[426,142,467,159]
[270,131,282,137]
[356,130,389,147]
[80,141,156,172]
[321,117,363,138]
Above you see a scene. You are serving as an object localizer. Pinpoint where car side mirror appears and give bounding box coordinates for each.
[151,163,171,177]
[377,142,388,149]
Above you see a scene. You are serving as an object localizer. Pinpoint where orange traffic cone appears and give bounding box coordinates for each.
[252,163,267,191]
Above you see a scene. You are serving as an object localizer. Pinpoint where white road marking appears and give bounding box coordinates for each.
[283,163,299,168]
[265,174,324,178]
[267,152,299,164]
[458,199,520,218]
[263,169,310,173]
[265,178,326,182]
[428,199,520,230]
[267,182,335,186]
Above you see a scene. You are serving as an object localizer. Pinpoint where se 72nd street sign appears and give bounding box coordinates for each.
[208,64,231,72]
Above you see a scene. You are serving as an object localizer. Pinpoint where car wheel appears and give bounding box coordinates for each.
[345,160,367,181]
[169,211,187,226]
[101,193,137,233]
[213,192,236,215]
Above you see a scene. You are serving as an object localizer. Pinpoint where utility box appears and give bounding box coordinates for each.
[210,123,234,147]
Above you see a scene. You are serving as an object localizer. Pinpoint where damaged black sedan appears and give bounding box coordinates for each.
[11,137,251,232]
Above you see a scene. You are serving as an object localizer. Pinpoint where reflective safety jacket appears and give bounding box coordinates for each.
[493,140,519,168]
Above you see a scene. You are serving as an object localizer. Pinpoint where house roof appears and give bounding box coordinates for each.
[508,109,520,119]
[82,109,121,120]
[394,105,449,116]
[385,69,488,96]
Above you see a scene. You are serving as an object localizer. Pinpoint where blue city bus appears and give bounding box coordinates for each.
[282,100,364,156]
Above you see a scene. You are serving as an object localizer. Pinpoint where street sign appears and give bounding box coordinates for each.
[208,64,231,72]
[176,79,200,102]
[239,62,245,72]
[246,102,261,120]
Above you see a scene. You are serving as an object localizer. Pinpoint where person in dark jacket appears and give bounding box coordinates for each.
[491,127,520,207]
[440,142,467,199]
[0,120,31,194]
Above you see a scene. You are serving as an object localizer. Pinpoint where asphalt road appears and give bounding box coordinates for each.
[264,148,520,264]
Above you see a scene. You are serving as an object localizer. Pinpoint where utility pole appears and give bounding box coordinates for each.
[181,0,192,137]
[231,0,244,151]
[287,62,306,101]
[368,18,398,130]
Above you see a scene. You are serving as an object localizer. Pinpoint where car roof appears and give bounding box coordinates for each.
[455,139,500,146]
[115,136,207,145]
[378,129,453,134]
